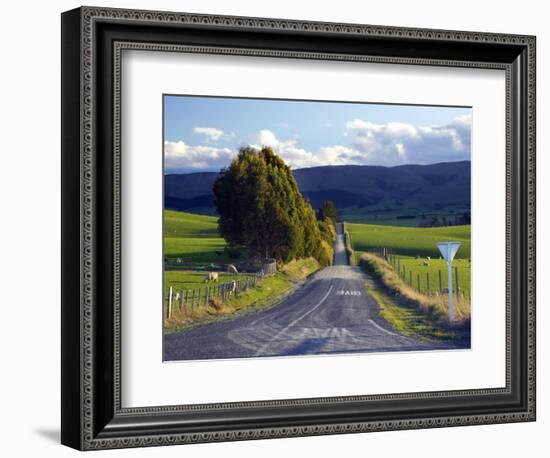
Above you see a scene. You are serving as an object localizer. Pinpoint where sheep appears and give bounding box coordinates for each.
[204,272,219,283]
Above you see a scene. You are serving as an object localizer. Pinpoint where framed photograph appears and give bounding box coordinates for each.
[61,6,536,450]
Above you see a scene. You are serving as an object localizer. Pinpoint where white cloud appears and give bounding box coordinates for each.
[249,116,470,169]
[254,130,356,168]
[164,140,235,170]
[165,115,471,171]
[344,114,471,166]
[192,126,224,141]
[395,143,407,160]
[257,129,279,148]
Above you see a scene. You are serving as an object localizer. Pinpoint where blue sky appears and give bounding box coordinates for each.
[164,95,471,173]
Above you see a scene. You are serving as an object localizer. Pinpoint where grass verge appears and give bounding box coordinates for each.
[163,258,320,334]
[360,253,470,343]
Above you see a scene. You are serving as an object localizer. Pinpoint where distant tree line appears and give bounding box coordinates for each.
[213,147,336,267]
[417,212,471,228]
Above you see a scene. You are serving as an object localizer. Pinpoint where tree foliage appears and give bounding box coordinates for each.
[213,146,333,265]
[318,200,338,224]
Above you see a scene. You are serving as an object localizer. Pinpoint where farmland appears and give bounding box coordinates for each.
[340,203,470,227]
[164,258,320,334]
[389,255,471,299]
[164,270,249,298]
[163,210,322,333]
[164,210,244,263]
[346,222,470,259]
[347,220,471,302]
[348,220,471,330]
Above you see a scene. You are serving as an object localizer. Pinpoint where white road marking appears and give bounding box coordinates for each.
[254,285,334,356]
[368,319,398,336]
[336,290,361,296]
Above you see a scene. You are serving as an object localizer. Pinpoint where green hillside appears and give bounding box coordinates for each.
[164,210,242,263]
[164,209,220,238]
[347,222,470,259]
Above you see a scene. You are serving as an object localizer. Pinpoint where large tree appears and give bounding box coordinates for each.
[213,146,324,263]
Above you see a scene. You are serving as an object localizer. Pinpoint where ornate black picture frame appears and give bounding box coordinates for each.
[61,6,536,450]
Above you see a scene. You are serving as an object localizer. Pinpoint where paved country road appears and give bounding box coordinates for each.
[164,223,456,361]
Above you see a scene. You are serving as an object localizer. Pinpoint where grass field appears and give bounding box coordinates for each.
[388,255,471,298]
[164,270,249,297]
[162,210,322,333]
[346,222,470,258]
[164,210,243,263]
[340,204,470,227]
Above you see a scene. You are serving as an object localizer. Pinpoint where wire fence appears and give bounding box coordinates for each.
[165,274,263,319]
[365,248,470,302]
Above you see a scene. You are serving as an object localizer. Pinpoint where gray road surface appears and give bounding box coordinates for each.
[164,223,456,361]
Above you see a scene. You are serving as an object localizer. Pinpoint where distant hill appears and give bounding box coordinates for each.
[164,161,470,215]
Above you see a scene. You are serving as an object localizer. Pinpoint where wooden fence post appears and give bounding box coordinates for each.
[192,289,195,308]
[417,274,420,292]
[179,289,183,311]
[454,267,460,296]
[438,269,443,292]
[205,286,209,305]
[426,272,430,295]
[167,287,173,319]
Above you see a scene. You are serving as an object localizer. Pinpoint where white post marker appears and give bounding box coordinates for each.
[437,242,462,321]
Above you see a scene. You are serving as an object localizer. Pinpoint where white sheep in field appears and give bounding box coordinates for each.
[423,260,430,266]
[204,272,219,283]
